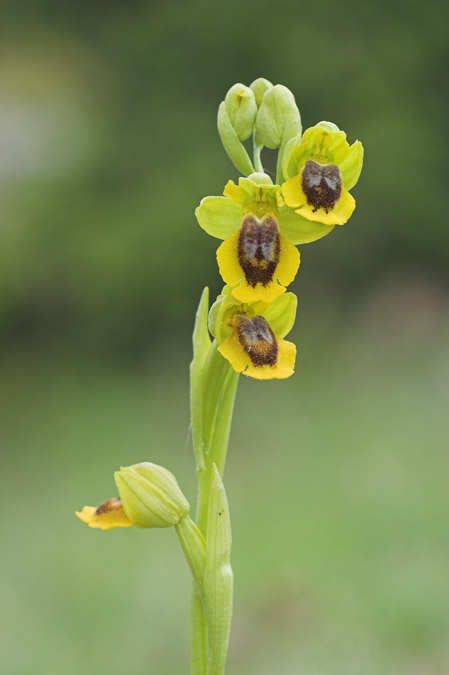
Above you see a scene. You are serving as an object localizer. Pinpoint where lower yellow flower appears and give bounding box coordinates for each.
[76,498,132,530]
[216,213,300,304]
[219,314,296,380]
[210,286,298,380]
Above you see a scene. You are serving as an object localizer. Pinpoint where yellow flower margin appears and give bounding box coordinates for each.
[281,123,364,226]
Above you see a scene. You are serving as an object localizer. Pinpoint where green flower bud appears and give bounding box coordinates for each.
[315,120,340,133]
[223,83,257,141]
[114,462,189,528]
[249,77,273,107]
[255,84,301,149]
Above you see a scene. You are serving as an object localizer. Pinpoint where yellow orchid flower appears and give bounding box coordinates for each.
[281,122,364,226]
[76,462,190,530]
[196,172,308,304]
[209,286,297,380]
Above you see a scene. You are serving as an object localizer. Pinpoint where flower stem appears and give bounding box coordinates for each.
[189,298,240,674]
[253,140,264,173]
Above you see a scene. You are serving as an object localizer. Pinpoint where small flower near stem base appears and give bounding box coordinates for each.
[76,462,190,530]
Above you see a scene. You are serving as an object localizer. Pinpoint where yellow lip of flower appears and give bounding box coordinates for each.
[75,497,133,530]
[216,212,300,304]
[214,290,297,380]
[282,160,355,225]
[281,124,363,227]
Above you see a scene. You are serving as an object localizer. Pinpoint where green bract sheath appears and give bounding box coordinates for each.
[203,466,233,675]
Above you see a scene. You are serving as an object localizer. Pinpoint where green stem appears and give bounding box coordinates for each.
[190,587,208,675]
[253,139,264,173]
[190,339,240,675]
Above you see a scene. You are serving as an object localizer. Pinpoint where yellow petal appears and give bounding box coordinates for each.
[295,187,355,225]
[75,498,133,530]
[283,169,355,227]
[218,322,296,380]
[276,234,300,286]
[281,175,304,208]
[216,231,242,287]
[223,180,245,205]
[218,331,250,373]
[244,338,296,380]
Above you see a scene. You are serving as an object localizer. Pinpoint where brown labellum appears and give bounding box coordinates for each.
[96,497,123,515]
[301,160,342,212]
[234,315,278,367]
[237,215,280,287]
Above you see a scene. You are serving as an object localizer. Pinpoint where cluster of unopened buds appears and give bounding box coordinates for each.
[76,78,363,675]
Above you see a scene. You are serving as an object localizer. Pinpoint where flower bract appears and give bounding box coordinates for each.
[281,122,363,226]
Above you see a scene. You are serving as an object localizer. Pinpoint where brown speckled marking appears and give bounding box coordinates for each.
[235,315,278,367]
[237,215,280,287]
[302,160,341,212]
[96,497,123,515]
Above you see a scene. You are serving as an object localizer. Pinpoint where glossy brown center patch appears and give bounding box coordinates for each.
[301,160,342,212]
[235,315,278,367]
[237,215,280,287]
[96,497,123,515]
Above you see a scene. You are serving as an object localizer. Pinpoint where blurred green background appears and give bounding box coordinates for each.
[0,1,447,673]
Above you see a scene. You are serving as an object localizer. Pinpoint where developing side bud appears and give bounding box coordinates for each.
[223,83,257,141]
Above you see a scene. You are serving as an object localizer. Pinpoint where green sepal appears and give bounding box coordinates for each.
[249,77,273,107]
[190,288,212,470]
[208,286,235,344]
[195,197,241,240]
[223,83,257,142]
[255,84,301,150]
[263,292,297,338]
[276,107,302,184]
[203,465,233,675]
[217,102,255,176]
[278,205,335,244]
[282,133,301,182]
[340,140,364,190]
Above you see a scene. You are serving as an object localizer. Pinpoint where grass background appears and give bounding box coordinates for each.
[0,1,447,673]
